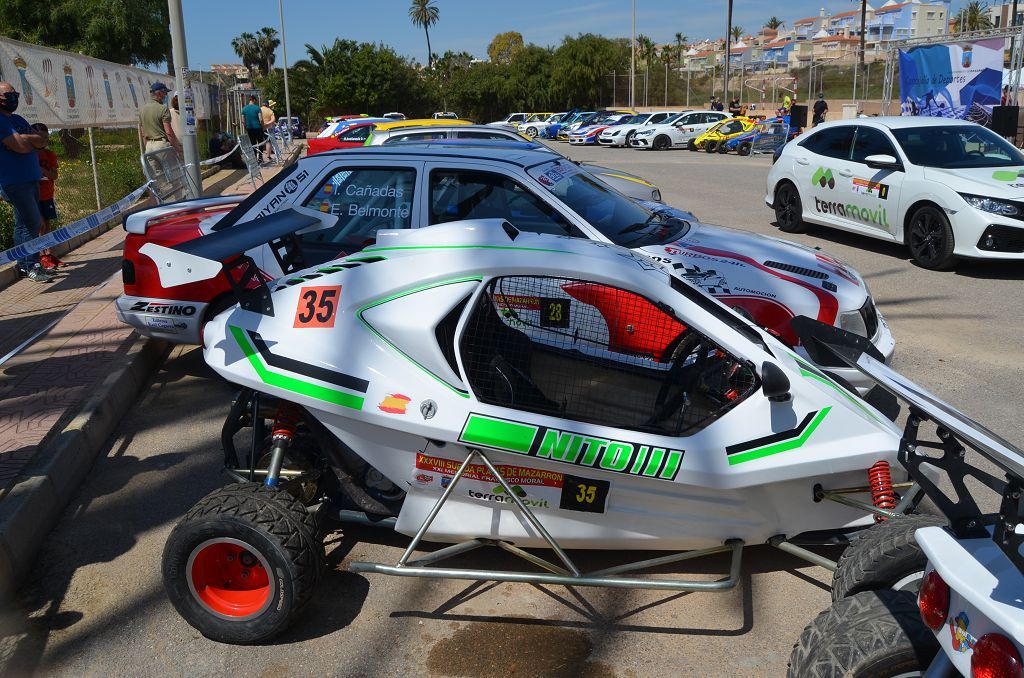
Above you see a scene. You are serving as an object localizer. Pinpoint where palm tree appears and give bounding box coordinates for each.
[765,16,784,30]
[675,32,687,64]
[256,27,281,77]
[408,0,440,68]
[231,32,259,79]
[954,1,994,31]
[731,25,745,42]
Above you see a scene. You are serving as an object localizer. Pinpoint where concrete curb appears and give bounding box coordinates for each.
[0,336,168,602]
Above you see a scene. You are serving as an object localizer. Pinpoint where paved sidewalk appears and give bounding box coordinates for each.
[0,166,267,494]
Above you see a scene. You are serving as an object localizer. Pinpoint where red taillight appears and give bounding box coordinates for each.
[972,633,1023,678]
[918,570,950,631]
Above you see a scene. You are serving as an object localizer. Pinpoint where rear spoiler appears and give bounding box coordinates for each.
[140,206,336,316]
[794,315,1024,572]
[123,195,245,234]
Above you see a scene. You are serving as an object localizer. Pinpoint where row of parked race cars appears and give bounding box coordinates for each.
[118,109,1024,676]
[494,108,794,156]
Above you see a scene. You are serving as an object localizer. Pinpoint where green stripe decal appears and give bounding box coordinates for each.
[230,325,364,410]
[790,352,888,427]
[460,414,538,454]
[728,407,831,465]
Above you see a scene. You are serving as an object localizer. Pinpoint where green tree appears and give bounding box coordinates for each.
[256,27,281,78]
[765,16,784,30]
[231,32,261,79]
[550,34,629,108]
[0,0,169,66]
[408,0,440,67]
[953,1,993,31]
[731,25,745,41]
[487,31,525,65]
[675,32,687,64]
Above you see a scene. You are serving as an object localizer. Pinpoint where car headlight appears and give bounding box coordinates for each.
[636,130,653,136]
[959,193,1022,217]
[609,130,621,136]
[838,309,868,338]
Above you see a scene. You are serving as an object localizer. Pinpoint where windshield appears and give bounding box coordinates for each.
[630,113,652,125]
[546,113,563,123]
[892,125,1024,168]
[661,113,684,125]
[528,160,690,248]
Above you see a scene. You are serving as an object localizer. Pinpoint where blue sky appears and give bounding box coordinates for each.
[182,0,962,68]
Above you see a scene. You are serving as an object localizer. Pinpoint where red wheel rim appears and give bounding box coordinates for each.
[186,538,274,620]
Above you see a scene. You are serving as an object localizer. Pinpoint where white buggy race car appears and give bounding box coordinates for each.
[149,218,929,644]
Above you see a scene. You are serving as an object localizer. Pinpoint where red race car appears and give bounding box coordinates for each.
[306,121,379,155]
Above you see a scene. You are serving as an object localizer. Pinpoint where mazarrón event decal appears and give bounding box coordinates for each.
[898,38,1002,124]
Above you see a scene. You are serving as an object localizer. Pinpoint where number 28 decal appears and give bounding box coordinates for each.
[294,285,341,328]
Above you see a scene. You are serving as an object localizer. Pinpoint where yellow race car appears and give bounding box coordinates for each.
[689,116,757,153]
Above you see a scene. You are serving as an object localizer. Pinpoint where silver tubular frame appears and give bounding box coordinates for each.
[348,448,745,592]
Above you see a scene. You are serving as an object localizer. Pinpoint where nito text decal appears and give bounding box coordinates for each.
[130,301,196,316]
[257,169,310,217]
[458,414,684,481]
[814,198,890,228]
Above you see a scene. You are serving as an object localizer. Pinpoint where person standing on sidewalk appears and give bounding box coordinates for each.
[242,96,264,162]
[139,82,181,156]
[0,81,54,282]
[33,123,66,270]
[812,93,829,127]
[260,99,276,162]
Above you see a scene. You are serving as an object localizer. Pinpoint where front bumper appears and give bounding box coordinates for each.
[569,136,596,145]
[630,136,653,148]
[115,294,208,345]
[949,207,1024,260]
[598,135,624,146]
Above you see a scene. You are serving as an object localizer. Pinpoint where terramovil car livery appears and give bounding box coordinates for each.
[631,110,733,150]
[598,111,680,147]
[117,145,893,393]
[767,117,1024,270]
[151,217,921,644]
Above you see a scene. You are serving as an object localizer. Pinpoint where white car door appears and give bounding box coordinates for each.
[834,126,905,237]
[789,125,857,230]
[669,112,706,145]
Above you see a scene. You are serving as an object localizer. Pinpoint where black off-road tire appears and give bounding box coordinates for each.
[832,514,947,602]
[788,589,939,678]
[653,134,671,151]
[906,204,957,270]
[162,483,325,644]
[737,141,752,156]
[774,181,808,233]
[704,140,718,153]
[717,140,729,153]
[687,138,697,151]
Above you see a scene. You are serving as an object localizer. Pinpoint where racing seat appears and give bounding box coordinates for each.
[461,297,561,414]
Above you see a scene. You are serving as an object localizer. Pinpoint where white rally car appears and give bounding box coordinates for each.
[117,145,894,394]
[517,112,566,138]
[598,111,681,147]
[630,110,733,150]
[766,117,1024,270]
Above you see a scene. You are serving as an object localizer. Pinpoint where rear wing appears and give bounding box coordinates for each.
[139,206,336,316]
[812,323,1024,573]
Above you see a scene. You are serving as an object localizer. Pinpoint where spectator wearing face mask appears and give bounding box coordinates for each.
[0,81,54,282]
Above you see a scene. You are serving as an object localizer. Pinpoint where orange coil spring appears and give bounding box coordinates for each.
[271,401,302,440]
[868,460,896,523]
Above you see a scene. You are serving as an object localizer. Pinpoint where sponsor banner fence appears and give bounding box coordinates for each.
[0,181,152,265]
[0,36,212,129]
[898,38,1003,124]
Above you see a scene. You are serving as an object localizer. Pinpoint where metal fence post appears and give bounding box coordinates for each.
[87,127,101,210]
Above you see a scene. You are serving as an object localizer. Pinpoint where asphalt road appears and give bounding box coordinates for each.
[2,143,1021,678]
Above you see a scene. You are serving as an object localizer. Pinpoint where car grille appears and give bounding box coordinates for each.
[860,298,879,339]
[763,260,828,280]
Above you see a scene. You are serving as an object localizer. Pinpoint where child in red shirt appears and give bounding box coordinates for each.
[33,123,65,269]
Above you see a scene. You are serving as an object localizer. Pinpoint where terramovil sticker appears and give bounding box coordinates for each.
[457,414,684,481]
[413,451,608,513]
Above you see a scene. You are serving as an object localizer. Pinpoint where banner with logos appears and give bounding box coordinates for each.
[898,38,1003,124]
[0,36,212,128]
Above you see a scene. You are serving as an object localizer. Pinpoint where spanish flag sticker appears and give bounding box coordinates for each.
[378,393,411,414]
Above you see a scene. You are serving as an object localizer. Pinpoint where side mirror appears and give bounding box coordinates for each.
[864,154,901,171]
[761,361,792,402]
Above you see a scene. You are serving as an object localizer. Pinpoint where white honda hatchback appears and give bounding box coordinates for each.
[766,117,1024,269]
